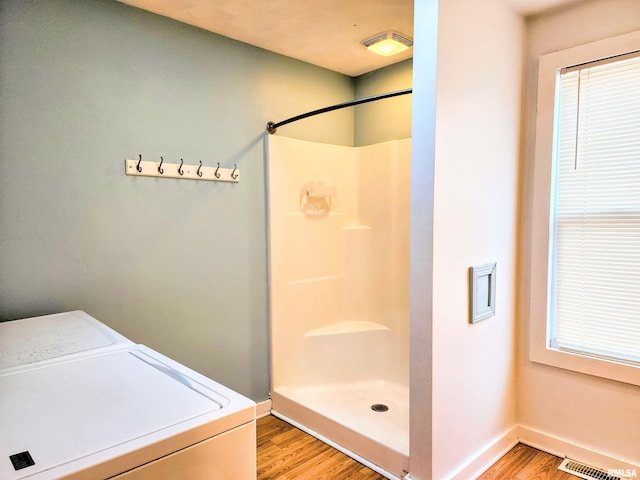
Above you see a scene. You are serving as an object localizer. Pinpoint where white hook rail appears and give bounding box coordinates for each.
[125,157,239,183]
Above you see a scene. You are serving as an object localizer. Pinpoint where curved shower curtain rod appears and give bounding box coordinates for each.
[266,87,412,134]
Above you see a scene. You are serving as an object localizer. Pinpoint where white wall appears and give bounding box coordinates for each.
[408,0,438,477]
[431,0,524,478]
[518,0,640,468]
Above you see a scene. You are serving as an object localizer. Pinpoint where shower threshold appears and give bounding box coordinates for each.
[272,380,409,479]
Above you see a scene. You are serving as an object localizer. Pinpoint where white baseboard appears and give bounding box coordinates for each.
[447,425,639,479]
[518,425,639,474]
[431,425,638,479]
[256,399,272,418]
[445,426,519,480]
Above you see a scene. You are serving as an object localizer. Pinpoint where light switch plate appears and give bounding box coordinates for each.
[469,263,496,323]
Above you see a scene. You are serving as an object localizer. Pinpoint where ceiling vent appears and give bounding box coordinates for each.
[361,31,413,56]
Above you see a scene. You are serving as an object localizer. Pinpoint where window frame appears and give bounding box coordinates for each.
[529,30,640,386]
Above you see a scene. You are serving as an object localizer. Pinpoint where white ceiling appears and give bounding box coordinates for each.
[119,0,576,77]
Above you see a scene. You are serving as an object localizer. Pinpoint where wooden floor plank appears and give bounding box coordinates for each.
[515,451,563,480]
[257,415,385,480]
[477,443,539,480]
[257,415,293,447]
[480,442,575,480]
[257,414,576,480]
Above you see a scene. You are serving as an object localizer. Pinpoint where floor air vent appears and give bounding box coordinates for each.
[558,459,621,480]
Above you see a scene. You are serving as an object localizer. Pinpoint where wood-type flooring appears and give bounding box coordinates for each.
[257,415,576,480]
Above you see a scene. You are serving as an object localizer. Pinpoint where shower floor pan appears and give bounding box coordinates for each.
[272,380,409,478]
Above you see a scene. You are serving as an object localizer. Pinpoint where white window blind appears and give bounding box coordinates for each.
[551,51,640,365]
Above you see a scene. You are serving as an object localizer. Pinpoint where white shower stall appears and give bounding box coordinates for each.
[266,135,411,478]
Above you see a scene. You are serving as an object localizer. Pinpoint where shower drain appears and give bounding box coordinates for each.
[371,404,389,413]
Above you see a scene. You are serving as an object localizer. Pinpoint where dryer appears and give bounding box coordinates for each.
[0,311,256,480]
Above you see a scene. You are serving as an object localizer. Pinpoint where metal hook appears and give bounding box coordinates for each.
[136,154,143,173]
[197,161,203,178]
[231,164,238,180]
[215,162,221,179]
[178,158,184,176]
[158,156,164,174]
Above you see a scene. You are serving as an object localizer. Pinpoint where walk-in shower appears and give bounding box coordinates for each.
[265,94,411,478]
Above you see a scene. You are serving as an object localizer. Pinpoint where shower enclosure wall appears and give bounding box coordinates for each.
[267,135,410,477]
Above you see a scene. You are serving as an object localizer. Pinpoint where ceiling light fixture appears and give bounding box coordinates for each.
[361,31,413,57]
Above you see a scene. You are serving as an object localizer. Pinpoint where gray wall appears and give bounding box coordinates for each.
[354,59,413,146]
[0,0,354,400]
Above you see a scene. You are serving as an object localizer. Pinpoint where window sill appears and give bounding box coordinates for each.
[530,343,640,387]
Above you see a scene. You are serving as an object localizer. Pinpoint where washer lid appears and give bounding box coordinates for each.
[0,347,224,480]
[0,311,133,370]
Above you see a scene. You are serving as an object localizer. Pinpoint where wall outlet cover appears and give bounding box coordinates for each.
[469,263,496,323]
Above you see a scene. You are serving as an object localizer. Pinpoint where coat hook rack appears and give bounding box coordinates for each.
[125,156,240,183]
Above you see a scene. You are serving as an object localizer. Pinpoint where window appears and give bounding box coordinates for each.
[552,52,640,365]
[530,31,640,385]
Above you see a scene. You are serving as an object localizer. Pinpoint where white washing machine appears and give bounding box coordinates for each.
[0,311,256,480]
